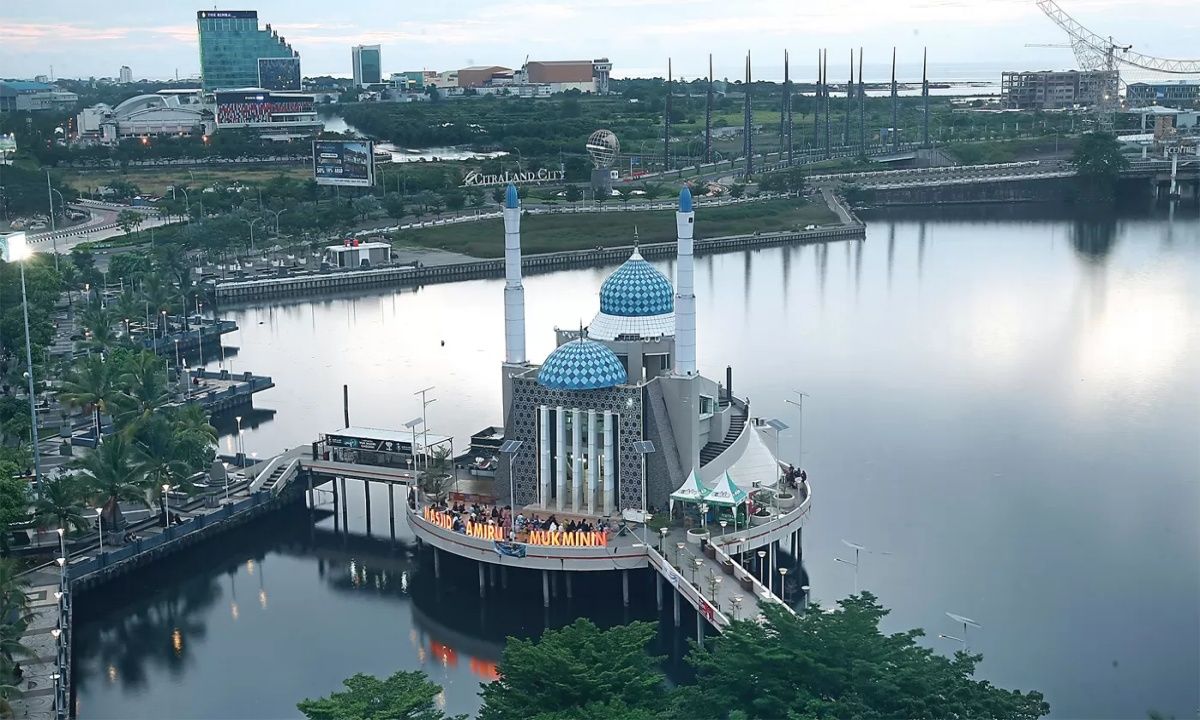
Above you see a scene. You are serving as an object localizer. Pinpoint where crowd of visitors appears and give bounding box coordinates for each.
[422,500,614,547]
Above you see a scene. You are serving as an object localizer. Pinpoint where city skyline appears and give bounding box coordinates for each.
[2,0,1198,82]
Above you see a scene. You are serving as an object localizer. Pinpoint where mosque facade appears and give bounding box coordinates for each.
[496,184,778,516]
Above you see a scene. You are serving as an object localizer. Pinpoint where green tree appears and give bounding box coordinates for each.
[729,183,745,199]
[564,184,583,203]
[71,434,148,535]
[0,557,34,718]
[169,404,218,473]
[297,670,463,720]
[479,619,666,720]
[59,355,118,440]
[111,351,170,432]
[1070,132,1129,201]
[32,474,90,536]
[417,446,454,503]
[134,415,194,498]
[0,473,30,554]
[673,594,1050,720]
[116,209,145,236]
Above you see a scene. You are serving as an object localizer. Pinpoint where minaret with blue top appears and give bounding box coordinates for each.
[674,186,697,376]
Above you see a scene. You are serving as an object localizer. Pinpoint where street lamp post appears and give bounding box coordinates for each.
[632,440,656,544]
[756,549,766,584]
[499,440,524,509]
[244,217,263,253]
[414,386,436,469]
[785,391,810,466]
[234,415,244,466]
[779,567,789,603]
[45,170,60,270]
[161,484,171,527]
[271,208,287,236]
[96,508,103,552]
[4,233,44,497]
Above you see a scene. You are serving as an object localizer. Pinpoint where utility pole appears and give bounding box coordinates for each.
[705,54,713,164]
[858,48,866,157]
[812,49,821,152]
[844,49,853,150]
[664,58,672,172]
[785,50,794,165]
[891,47,899,152]
[743,51,753,179]
[922,47,931,148]
[823,49,831,159]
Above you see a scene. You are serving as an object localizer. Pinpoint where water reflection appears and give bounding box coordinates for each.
[1070,219,1119,262]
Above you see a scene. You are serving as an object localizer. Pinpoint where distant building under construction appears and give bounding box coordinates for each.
[1000,70,1116,110]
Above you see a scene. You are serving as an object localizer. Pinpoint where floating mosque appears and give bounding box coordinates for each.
[496,184,784,516]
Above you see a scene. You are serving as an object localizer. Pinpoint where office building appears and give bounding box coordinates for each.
[0,81,79,113]
[525,58,611,93]
[1000,70,1116,110]
[213,89,321,140]
[1127,80,1200,108]
[196,10,300,91]
[119,66,133,84]
[352,45,382,87]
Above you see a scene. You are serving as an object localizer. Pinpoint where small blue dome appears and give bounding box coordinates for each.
[537,338,627,390]
[679,186,693,212]
[599,250,674,317]
[505,183,519,209]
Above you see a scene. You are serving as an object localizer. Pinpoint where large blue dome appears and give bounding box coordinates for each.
[537,338,628,390]
[599,249,674,317]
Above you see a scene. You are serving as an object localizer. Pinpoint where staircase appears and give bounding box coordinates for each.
[259,462,292,493]
[700,403,747,466]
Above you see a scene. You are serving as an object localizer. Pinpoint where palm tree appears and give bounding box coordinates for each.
[0,558,33,718]
[72,435,148,535]
[418,446,455,503]
[112,291,141,341]
[171,404,217,447]
[58,355,118,441]
[112,352,170,433]
[134,417,195,498]
[79,305,118,352]
[32,475,90,536]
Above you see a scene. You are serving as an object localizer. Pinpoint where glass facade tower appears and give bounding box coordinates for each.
[352,45,382,87]
[197,10,299,91]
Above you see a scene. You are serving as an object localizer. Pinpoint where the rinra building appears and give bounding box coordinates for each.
[495,185,779,516]
[197,10,300,91]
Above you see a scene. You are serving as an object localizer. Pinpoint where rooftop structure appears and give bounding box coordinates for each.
[1000,69,1116,110]
[196,10,299,91]
[458,66,512,88]
[0,80,78,113]
[77,90,211,143]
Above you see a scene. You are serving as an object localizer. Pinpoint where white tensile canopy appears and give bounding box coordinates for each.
[669,469,710,513]
[704,471,749,507]
[725,426,781,489]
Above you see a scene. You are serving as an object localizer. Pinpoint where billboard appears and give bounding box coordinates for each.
[214,90,314,126]
[258,57,301,91]
[313,140,375,187]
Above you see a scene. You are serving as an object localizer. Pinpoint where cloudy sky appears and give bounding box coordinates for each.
[2,0,1196,82]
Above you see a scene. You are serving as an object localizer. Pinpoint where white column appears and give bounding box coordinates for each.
[555,406,566,511]
[502,185,526,364]
[571,409,583,511]
[538,405,551,507]
[602,411,615,516]
[586,409,598,515]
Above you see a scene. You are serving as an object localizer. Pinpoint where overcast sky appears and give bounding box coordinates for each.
[2,0,1196,83]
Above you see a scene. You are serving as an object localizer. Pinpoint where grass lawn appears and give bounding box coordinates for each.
[59,164,312,195]
[394,197,837,258]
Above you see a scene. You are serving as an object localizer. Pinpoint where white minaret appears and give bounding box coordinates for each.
[674,186,697,376]
[503,183,526,364]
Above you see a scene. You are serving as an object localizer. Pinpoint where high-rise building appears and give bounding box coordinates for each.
[352,45,382,87]
[119,66,133,84]
[196,10,299,91]
[1000,70,1116,110]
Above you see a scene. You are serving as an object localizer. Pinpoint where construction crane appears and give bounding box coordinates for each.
[1035,0,1200,130]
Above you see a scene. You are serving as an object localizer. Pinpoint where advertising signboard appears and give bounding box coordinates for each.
[258,57,301,91]
[313,140,375,187]
[325,433,407,454]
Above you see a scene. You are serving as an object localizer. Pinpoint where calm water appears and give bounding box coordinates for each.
[76,208,1200,719]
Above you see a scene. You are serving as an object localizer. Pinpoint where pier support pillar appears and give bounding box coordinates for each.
[339,477,348,529]
[656,572,663,610]
[673,589,680,626]
[697,611,704,647]
[490,564,497,588]
[542,570,550,608]
[388,485,396,542]
[500,566,508,590]
[433,547,441,579]
[797,527,803,563]
[478,564,486,598]
[565,573,573,599]
[622,569,630,607]
[332,477,340,531]
[306,473,313,508]
[364,479,372,536]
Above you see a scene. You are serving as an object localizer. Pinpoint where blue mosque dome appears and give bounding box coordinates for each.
[598,249,674,317]
[537,337,628,390]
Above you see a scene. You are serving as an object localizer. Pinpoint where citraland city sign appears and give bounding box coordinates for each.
[462,168,566,187]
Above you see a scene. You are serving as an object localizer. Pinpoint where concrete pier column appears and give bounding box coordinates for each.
[586,409,598,515]
[364,479,372,536]
[500,566,508,590]
[566,573,573,599]
[542,570,550,608]
[656,572,663,610]
[555,406,566,511]
[332,478,340,532]
[306,473,314,508]
[571,409,583,511]
[673,589,681,626]
[602,412,615,516]
[697,612,704,647]
[478,564,486,598]
[490,564,497,587]
[339,477,348,529]
[433,547,441,579]
[622,569,630,607]
[538,405,551,506]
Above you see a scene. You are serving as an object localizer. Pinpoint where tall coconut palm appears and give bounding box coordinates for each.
[32,475,90,536]
[72,435,148,535]
[134,416,195,498]
[58,355,119,441]
[171,404,217,447]
[79,305,118,352]
[112,352,170,433]
[112,291,142,341]
[0,557,34,718]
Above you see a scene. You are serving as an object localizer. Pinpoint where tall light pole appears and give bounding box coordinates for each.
[45,170,60,270]
[244,217,263,253]
[235,415,244,464]
[96,507,104,552]
[414,386,435,469]
[835,539,891,594]
[945,612,981,651]
[499,440,524,510]
[404,417,423,476]
[785,390,809,466]
[4,233,44,496]
[271,208,287,236]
